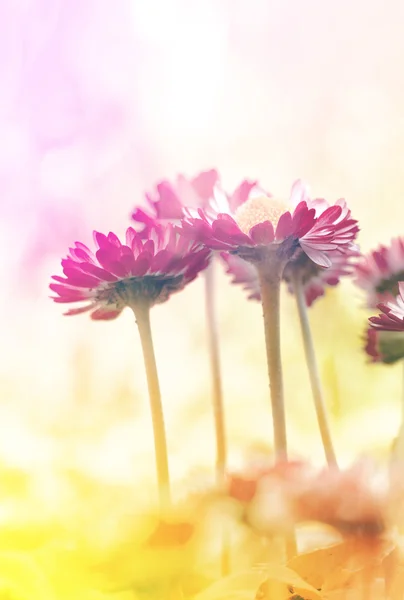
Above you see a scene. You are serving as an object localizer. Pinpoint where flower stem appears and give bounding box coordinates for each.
[292,271,338,468]
[204,262,227,485]
[393,360,404,460]
[257,264,287,461]
[132,301,171,509]
[204,263,230,576]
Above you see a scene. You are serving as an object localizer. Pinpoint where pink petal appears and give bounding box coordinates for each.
[152,249,172,273]
[90,307,121,320]
[143,239,155,256]
[96,247,122,273]
[212,219,252,245]
[155,182,184,218]
[107,232,122,247]
[300,244,332,267]
[275,212,293,240]
[250,221,275,244]
[228,180,258,213]
[64,304,94,316]
[79,263,117,282]
[108,261,130,278]
[62,268,102,288]
[191,169,219,201]
[289,179,310,207]
[132,252,153,276]
[94,231,109,250]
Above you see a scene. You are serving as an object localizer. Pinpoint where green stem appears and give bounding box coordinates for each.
[292,271,338,468]
[132,301,171,509]
[204,262,227,485]
[257,264,288,461]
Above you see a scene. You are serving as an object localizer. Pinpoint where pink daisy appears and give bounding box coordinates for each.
[222,248,358,307]
[131,169,258,235]
[180,180,359,269]
[369,282,404,333]
[50,224,211,320]
[364,328,404,364]
[354,237,404,307]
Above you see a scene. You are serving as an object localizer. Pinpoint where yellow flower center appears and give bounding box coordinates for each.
[234,196,289,235]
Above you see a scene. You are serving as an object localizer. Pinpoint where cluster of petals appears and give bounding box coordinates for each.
[131,169,220,235]
[50,224,211,320]
[228,461,389,538]
[180,180,359,269]
[354,237,404,307]
[131,168,258,236]
[369,282,404,333]
[222,247,358,307]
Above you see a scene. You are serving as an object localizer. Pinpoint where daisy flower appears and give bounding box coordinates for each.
[131,169,220,235]
[50,224,211,509]
[369,282,404,332]
[50,224,210,320]
[180,179,358,269]
[131,169,258,235]
[354,237,404,307]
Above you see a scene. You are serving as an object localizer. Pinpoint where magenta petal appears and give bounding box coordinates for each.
[132,253,152,276]
[228,180,258,213]
[143,239,155,255]
[152,249,172,273]
[64,304,94,316]
[79,263,117,282]
[317,205,342,225]
[108,232,122,247]
[108,260,130,278]
[94,231,109,250]
[212,219,252,245]
[131,208,158,236]
[191,169,219,201]
[126,227,137,248]
[50,283,89,298]
[154,182,184,219]
[120,253,137,274]
[250,221,275,244]
[90,307,121,320]
[275,212,293,240]
[70,247,95,262]
[62,268,102,288]
[96,247,121,273]
[300,244,332,268]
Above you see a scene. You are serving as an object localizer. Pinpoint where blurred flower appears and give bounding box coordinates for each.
[131,169,258,236]
[364,328,404,364]
[228,461,389,539]
[180,180,358,269]
[354,237,404,307]
[369,282,404,332]
[131,169,220,234]
[222,247,357,306]
[50,224,211,319]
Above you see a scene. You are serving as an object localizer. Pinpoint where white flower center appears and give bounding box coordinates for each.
[234,196,289,235]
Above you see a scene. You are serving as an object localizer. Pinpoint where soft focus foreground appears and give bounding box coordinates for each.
[3,1,404,598]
